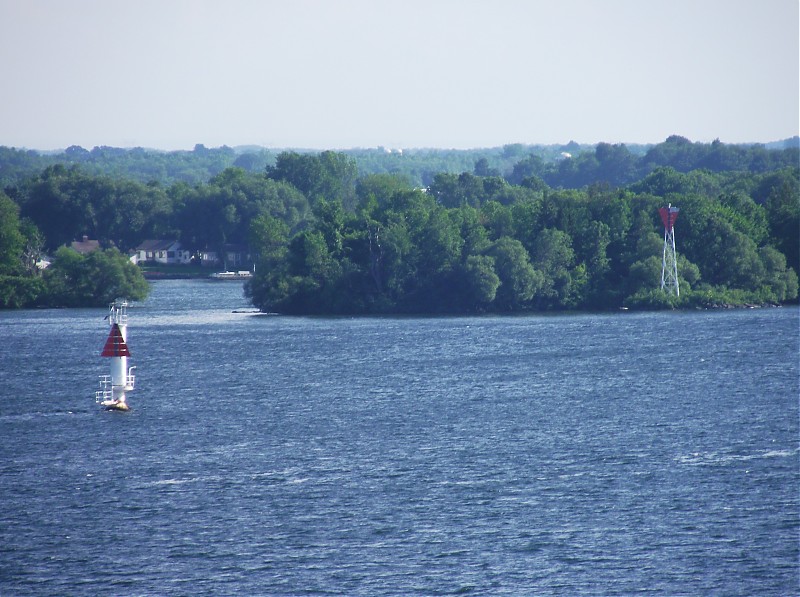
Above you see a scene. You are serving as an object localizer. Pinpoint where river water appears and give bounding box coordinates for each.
[1,280,797,595]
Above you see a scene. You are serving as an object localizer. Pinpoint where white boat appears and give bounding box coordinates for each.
[209,270,252,280]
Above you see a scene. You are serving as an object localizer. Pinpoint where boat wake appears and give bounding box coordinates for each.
[675,447,799,466]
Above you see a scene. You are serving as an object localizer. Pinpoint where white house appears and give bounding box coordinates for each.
[200,244,251,269]
[133,240,192,265]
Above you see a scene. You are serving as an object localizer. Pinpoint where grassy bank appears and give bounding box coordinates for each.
[139,264,212,279]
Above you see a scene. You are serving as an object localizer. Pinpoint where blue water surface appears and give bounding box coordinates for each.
[1,280,797,595]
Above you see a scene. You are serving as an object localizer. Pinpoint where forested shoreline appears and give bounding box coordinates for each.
[0,136,797,312]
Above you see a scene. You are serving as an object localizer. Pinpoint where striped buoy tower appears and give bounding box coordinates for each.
[96,301,136,411]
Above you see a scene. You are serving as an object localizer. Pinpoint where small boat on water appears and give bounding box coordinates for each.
[209,270,252,280]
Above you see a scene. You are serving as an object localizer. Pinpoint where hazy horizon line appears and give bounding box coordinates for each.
[8,134,800,154]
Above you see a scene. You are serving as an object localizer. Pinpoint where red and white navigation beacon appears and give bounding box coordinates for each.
[659,204,680,297]
[96,300,136,411]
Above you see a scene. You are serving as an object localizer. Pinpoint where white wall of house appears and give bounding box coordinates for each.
[134,242,192,265]
[200,249,251,268]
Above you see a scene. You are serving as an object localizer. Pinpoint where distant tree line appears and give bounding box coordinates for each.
[1,135,797,189]
[0,137,797,311]
[0,144,267,188]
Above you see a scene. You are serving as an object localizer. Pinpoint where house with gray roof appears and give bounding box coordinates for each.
[70,235,101,254]
[133,240,192,265]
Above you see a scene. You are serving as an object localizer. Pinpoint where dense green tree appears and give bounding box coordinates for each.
[276,230,343,313]
[232,150,273,173]
[487,236,542,310]
[313,199,347,257]
[265,152,321,197]
[16,165,173,252]
[0,192,47,308]
[429,172,482,208]
[507,153,546,185]
[0,275,45,308]
[0,191,25,275]
[593,143,639,186]
[698,139,750,172]
[718,190,769,246]
[459,254,500,309]
[19,218,45,276]
[404,208,464,311]
[538,189,591,240]
[249,214,289,266]
[531,228,578,308]
[509,198,543,251]
[761,169,800,275]
[547,152,601,188]
[267,151,358,209]
[640,135,704,173]
[678,255,702,289]
[625,255,663,299]
[173,168,310,256]
[452,206,491,261]
[481,201,515,240]
[580,220,612,306]
[757,246,799,302]
[355,173,413,210]
[244,214,290,312]
[18,165,86,249]
[473,157,500,177]
[174,185,235,254]
[41,246,149,307]
[374,219,414,302]
[317,151,359,211]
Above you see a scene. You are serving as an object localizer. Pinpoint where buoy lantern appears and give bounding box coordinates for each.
[96,301,135,411]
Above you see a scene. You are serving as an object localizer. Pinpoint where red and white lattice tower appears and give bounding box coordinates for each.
[96,300,136,411]
[659,204,680,296]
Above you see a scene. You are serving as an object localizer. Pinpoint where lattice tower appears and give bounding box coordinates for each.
[659,204,680,296]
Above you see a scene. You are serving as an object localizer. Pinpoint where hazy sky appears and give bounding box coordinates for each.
[1,0,797,150]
